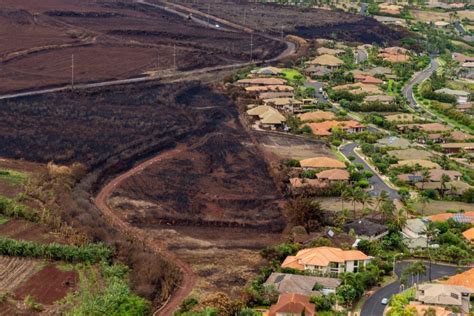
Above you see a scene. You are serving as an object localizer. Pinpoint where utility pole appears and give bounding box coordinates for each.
[250,33,253,62]
[173,44,176,69]
[71,54,75,90]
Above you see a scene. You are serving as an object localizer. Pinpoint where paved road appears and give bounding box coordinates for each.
[356,48,368,64]
[361,261,464,316]
[340,143,399,199]
[402,58,439,109]
[360,3,368,15]
[304,81,326,103]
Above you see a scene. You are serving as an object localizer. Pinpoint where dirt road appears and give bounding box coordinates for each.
[94,146,197,316]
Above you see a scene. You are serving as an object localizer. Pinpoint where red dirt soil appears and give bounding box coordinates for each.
[14,265,78,305]
[0,219,65,244]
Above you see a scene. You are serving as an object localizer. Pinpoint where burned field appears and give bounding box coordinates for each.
[0,0,284,93]
[174,0,407,44]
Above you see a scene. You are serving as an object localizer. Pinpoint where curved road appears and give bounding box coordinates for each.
[361,261,464,316]
[402,58,439,110]
[340,142,399,199]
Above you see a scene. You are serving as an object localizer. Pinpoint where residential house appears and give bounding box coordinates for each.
[453,53,474,63]
[305,120,365,136]
[434,88,470,104]
[246,105,286,130]
[463,62,474,69]
[378,47,410,63]
[397,123,452,133]
[462,227,474,244]
[354,74,384,85]
[364,95,395,104]
[429,212,474,224]
[259,91,294,100]
[281,246,370,275]
[299,157,346,169]
[264,272,341,296]
[393,159,441,169]
[298,110,335,122]
[415,283,472,314]
[376,136,411,149]
[415,181,472,196]
[304,65,333,78]
[442,268,474,291]
[434,21,450,28]
[373,15,406,26]
[332,82,384,95]
[307,54,344,69]
[343,219,389,240]
[429,169,462,182]
[316,169,350,183]
[267,293,316,316]
[255,67,283,76]
[456,103,473,113]
[316,47,344,56]
[367,67,393,77]
[450,130,473,142]
[263,97,303,113]
[402,218,428,250]
[289,178,329,194]
[441,143,474,154]
[237,77,287,87]
[397,173,425,184]
[245,85,294,93]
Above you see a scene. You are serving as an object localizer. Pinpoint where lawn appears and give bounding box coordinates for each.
[446,80,474,93]
[0,169,29,186]
[387,148,434,160]
[414,200,474,215]
[282,68,304,84]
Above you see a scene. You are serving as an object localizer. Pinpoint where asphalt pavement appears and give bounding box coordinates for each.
[361,261,464,316]
[356,48,368,64]
[340,143,399,199]
[304,81,326,103]
[402,58,439,109]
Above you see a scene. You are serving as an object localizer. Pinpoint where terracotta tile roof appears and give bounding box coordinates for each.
[307,54,344,67]
[442,143,474,149]
[428,169,462,182]
[263,97,303,106]
[300,157,346,169]
[429,211,474,223]
[259,91,294,99]
[317,169,350,181]
[281,246,369,270]
[268,293,316,316]
[463,228,474,243]
[305,120,364,135]
[333,82,384,95]
[237,78,287,86]
[298,110,335,122]
[442,268,474,291]
[289,178,328,189]
[317,47,344,56]
[378,52,410,63]
[245,85,294,92]
[450,131,473,141]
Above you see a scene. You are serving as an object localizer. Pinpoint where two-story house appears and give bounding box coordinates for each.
[281,246,370,277]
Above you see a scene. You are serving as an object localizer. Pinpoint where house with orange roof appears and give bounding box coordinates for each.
[354,74,384,85]
[463,227,474,244]
[245,85,294,93]
[442,268,474,291]
[300,157,346,169]
[378,47,410,63]
[305,120,365,136]
[316,169,350,183]
[332,82,384,95]
[429,212,474,224]
[298,110,335,122]
[281,246,370,275]
[266,293,316,316]
[237,77,287,87]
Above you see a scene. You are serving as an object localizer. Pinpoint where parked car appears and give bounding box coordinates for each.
[381,298,388,305]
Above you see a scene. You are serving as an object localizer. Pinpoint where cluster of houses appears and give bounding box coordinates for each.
[299,110,365,137]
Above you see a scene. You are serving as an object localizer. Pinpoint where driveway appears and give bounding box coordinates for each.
[340,143,399,199]
[356,48,368,64]
[361,261,464,316]
[402,58,439,109]
[360,3,368,15]
[304,81,326,103]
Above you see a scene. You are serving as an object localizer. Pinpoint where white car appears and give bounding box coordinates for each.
[381,298,389,305]
[215,24,220,28]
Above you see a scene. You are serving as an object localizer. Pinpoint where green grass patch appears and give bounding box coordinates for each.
[0,215,9,225]
[446,80,474,93]
[0,169,28,185]
[282,68,305,84]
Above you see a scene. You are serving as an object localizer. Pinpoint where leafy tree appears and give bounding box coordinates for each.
[284,198,324,231]
[336,284,357,307]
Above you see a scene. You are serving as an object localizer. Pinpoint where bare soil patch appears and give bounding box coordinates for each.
[0,0,284,93]
[14,265,78,305]
[0,219,64,244]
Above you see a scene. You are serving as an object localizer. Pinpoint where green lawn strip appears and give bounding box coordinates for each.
[282,68,305,85]
[0,215,9,225]
[332,146,349,163]
[0,169,29,185]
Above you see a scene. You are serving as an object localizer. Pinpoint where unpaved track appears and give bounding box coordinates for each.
[94,146,197,316]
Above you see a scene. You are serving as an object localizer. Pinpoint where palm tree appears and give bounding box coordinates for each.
[360,191,374,216]
[341,188,351,211]
[416,194,430,217]
[440,174,451,198]
[374,190,389,214]
[346,187,364,219]
[380,200,396,221]
[420,169,431,190]
[393,208,408,230]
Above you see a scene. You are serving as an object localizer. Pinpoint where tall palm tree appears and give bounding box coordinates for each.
[341,188,351,212]
[394,208,408,230]
[360,191,374,216]
[416,194,430,217]
[420,169,431,190]
[440,174,451,198]
[374,190,389,214]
